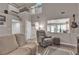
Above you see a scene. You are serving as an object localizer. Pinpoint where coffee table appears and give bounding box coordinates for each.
[43,46,74,55]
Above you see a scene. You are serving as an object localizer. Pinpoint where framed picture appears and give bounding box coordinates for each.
[0,15,6,22]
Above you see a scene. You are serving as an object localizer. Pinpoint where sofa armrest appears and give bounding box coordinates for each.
[8,47,31,55]
[45,35,52,38]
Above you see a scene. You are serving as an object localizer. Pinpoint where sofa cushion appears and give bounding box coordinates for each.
[0,35,18,54]
[9,48,31,55]
[15,34,26,47]
[20,42,37,54]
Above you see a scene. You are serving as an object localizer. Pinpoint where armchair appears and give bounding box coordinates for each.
[36,30,53,48]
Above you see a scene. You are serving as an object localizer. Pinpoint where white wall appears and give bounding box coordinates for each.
[26,20,32,39]
[0,3,21,36]
[0,12,21,36]
[0,12,12,36]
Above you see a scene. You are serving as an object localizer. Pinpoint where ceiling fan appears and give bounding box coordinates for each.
[71,14,78,28]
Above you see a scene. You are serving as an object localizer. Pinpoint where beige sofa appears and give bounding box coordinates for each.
[0,34,37,55]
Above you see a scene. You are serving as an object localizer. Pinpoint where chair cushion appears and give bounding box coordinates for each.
[15,34,26,47]
[44,38,52,41]
[0,35,18,54]
[9,48,31,55]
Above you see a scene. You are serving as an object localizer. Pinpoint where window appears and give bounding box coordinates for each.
[51,26,55,32]
[31,3,42,14]
[47,18,70,33]
[12,19,21,34]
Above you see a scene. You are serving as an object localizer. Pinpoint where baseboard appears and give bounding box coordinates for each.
[61,42,77,48]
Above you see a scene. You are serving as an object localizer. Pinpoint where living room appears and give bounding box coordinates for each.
[0,3,79,55]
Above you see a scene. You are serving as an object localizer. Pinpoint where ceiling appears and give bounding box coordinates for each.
[9,3,36,9]
[42,3,79,20]
[9,3,79,21]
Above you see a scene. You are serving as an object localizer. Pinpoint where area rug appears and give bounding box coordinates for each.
[43,46,74,55]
